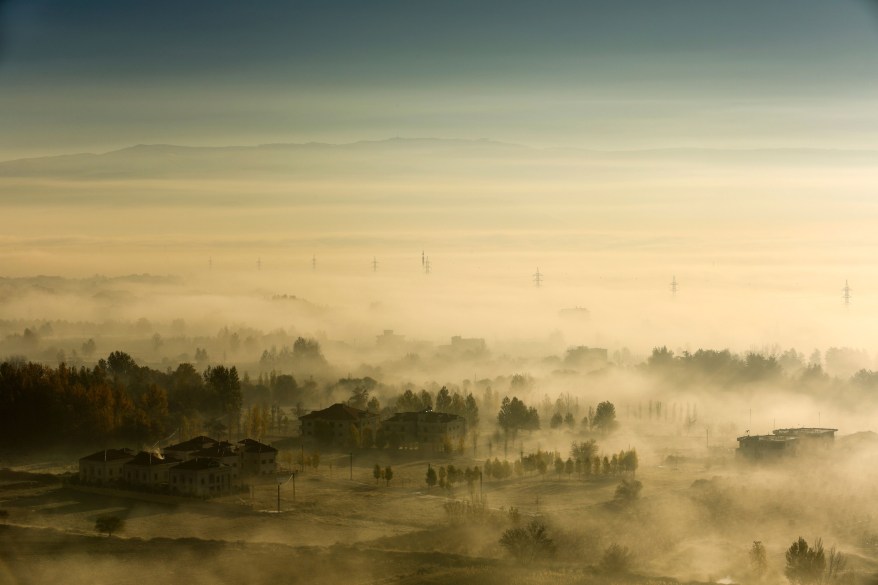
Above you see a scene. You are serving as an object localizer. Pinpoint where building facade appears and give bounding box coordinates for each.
[299,403,381,447]
[78,448,135,484]
[382,410,467,451]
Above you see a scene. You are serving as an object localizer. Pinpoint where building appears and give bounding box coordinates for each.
[122,451,181,487]
[737,427,837,460]
[299,403,381,447]
[170,458,233,497]
[382,409,467,451]
[78,448,135,485]
[237,438,278,476]
[163,435,218,461]
[192,441,242,486]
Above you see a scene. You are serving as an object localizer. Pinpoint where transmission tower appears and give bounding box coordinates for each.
[257,257,262,271]
[843,279,852,306]
[670,275,678,296]
[533,268,543,288]
[425,257,431,274]
[422,250,425,267]
[312,254,316,271]
[372,257,378,272]
[208,256,212,271]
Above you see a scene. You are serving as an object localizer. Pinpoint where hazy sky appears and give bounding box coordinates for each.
[2,0,878,158]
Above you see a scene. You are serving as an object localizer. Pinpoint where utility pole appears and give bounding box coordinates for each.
[372,257,378,272]
[843,280,852,307]
[349,452,353,480]
[670,275,678,296]
[533,268,543,288]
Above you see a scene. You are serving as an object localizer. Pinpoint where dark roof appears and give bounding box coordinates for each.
[194,444,238,458]
[238,438,277,453]
[299,403,374,422]
[773,427,837,436]
[125,451,181,467]
[165,435,217,452]
[386,410,465,424]
[172,458,229,471]
[80,448,135,462]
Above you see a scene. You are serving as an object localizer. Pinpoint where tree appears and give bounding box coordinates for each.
[499,520,556,564]
[550,412,563,429]
[384,466,393,486]
[571,440,597,462]
[498,396,539,440]
[592,401,617,433]
[826,546,847,584]
[600,543,632,573]
[95,515,124,537]
[435,386,452,412]
[750,541,768,580]
[373,464,382,483]
[426,465,437,490]
[785,537,825,585]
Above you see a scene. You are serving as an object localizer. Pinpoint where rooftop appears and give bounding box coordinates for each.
[125,451,181,466]
[165,435,217,452]
[80,448,135,462]
[299,403,375,422]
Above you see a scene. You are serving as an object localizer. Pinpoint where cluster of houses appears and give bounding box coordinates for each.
[299,403,467,451]
[736,427,837,460]
[78,404,468,497]
[78,436,277,497]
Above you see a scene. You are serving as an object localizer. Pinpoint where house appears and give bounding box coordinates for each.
[169,458,233,497]
[299,403,381,447]
[737,427,837,460]
[122,451,181,487]
[163,435,218,461]
[78,448,135,485]
[382,409,467,451]
[237,438,278,476]
[192,441,242,486]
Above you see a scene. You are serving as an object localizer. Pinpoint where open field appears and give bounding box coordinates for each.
[3,437,878,585]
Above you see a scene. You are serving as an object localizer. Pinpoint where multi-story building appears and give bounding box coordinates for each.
[78,448,135,485]
[299,403,381,447]
[237,438,278,476]
[382,410,467,452]
[122,451,181,487]
[170,458,233,497]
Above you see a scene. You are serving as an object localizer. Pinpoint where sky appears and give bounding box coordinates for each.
[1,1,877,356]
[2,0,878,158]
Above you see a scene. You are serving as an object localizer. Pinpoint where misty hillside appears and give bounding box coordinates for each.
[1,138,875,182]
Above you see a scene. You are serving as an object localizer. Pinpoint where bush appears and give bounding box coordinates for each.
[499,520,556,564]
[600,543,632,573]
[614,478,642,501]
